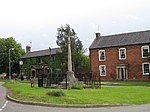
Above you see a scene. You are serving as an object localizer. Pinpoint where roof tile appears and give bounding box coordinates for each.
[20,48,62,59]
[90,30,150,49]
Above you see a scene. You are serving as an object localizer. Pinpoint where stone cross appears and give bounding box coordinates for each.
[67,30,78,87]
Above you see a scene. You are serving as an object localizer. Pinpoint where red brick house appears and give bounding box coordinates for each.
[90,30,150,80]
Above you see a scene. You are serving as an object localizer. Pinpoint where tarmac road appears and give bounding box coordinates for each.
[0,82,150,112]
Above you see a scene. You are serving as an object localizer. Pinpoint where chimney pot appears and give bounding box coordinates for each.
[26,45,31,53]
[96,32,101,39]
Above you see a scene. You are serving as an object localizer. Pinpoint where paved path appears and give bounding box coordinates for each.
[0,82,8,112]
[0,82,150,112]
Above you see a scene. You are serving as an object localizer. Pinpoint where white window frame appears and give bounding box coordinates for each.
[119,48,126,60]
[99,50,105,61]
[141,46,149,58]
[142,62,150,75]
[99,65,106,76]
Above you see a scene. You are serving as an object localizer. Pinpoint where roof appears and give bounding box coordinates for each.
[90,30,150,49]
[20,48,62,59]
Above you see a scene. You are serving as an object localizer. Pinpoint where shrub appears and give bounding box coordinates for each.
[46,89,65,97]
[71,84,84,90]
[91,83,96,89]
[10,80,17,84]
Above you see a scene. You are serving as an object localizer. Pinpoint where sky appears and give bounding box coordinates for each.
[0,0,150,54]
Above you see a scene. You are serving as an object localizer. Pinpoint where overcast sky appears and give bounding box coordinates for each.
[0,0,150,54]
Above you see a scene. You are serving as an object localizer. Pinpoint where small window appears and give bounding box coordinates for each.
[141,46,149,58]
[142,63,150,75]
[99,50,105,61]
[99,65,106,76]
[119,48,126,60]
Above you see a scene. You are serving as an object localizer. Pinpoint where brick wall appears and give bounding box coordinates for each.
[90,44,150,80]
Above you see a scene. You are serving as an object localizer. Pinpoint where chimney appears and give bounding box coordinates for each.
[96,32,101,39]
[26,45,31,53]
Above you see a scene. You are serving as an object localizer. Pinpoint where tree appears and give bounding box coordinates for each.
[80,55,90,69]
[0,37,24,76]
[22,58,39,78]
[56,24,85,71]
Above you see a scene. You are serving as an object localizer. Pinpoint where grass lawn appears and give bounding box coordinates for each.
[2,80,150,105]
[0,78,30,83]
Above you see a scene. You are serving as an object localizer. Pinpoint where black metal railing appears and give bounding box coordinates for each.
[38,71,101,89]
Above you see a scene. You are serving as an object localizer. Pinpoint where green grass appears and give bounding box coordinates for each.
[117,81,150,86]
[3,81,150,105]
[0,79,11,83]
[0,78,30,83]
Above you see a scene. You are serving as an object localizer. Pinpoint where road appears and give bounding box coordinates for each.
[0,82,150,112]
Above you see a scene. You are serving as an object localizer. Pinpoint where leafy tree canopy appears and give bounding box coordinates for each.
[0,37,25,74]
[56,24,89,71]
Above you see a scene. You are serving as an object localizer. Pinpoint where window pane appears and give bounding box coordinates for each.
[119,48,126,59]
[143,47,148,57]
[100,52,104,60]
[100,65,106,76]
[144,64,149,74]
[99,50,105,61]
[120,49,125,58]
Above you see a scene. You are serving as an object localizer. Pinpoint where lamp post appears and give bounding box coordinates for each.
[19,60,23,80]
[9,48,14,80]
[49,47,52,86]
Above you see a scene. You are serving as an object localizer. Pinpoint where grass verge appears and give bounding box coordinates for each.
[3,81,150,105]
